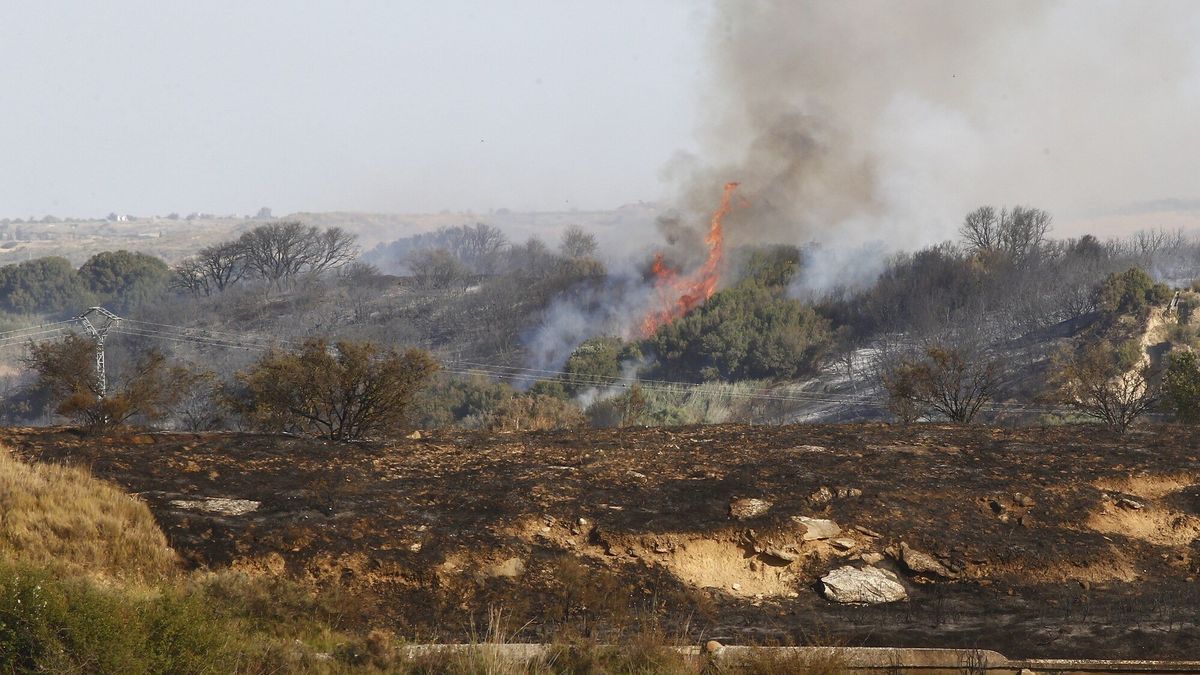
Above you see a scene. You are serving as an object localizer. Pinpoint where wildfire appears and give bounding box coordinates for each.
[640,181,740,336]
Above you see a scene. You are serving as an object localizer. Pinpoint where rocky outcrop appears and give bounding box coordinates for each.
[820,565,908,604]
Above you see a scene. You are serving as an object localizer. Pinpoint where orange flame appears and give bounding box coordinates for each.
[640,181,739,336]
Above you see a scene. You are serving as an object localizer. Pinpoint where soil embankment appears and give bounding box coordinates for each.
[5,423,1200,659]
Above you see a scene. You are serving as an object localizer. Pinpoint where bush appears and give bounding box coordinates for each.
[230,339,438,440]
[487,394,585,432]
[880,344,1000,423]
[1097,267,1171,316]
[1050,340,1156,433]
[24,336,197,432]
[411,373,514,428]
[649,280,831,382]
[78,250,170,312]
[1164,350,1200,423]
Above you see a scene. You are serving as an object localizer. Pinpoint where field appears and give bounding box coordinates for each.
[5,422,1200,660]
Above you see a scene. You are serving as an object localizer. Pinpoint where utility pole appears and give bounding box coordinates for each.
[75,307,121,397]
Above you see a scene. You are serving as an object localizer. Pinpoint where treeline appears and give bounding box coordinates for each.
[0,251,168,315]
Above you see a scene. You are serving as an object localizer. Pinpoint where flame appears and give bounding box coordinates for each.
[640,181,740,336]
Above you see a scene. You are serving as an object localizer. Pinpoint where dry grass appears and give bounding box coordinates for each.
[0,448,178,582]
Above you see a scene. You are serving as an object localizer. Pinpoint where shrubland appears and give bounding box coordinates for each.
[1,206,1199,433]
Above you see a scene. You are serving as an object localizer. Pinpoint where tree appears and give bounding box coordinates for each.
[77,250,170,310]
[1163,350,1200,424]
[1050,340,1155,433]
[880,344,999,423]
[959,205,1051,265]
[408,248,469,290]
[559,225,598,259]
[23,335,193,431]
[0,257,87,314]
[229,339,438,440]
[237,222,358,290]
[1096,267,1171,316]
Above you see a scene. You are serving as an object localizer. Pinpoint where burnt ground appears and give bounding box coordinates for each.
[6,423,1200,659]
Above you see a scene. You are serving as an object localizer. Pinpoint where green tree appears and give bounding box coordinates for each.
[77,251,171,311]
[0,257,88,314]
[1163,350,1200,423]
[229,339,438,440]
[1096,267,1171,316]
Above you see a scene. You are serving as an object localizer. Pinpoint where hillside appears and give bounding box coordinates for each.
[6,423,1200,660]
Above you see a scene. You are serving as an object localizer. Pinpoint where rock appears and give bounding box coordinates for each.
[860,552,885,565]
[1014,492,1036,507]
[1116,497,1145,510]
[820,566,907,604]
[483,557,525,579]
[899,542,957,579]
[835,487,863,499]
[831,538,856,551]
[406,430,423,440]
[762,547,799,563]
[730,583,742,592]
[792,516,841,541]
[169,497,260,516]
[704,640,724,654]
[809,486,834,505]
[854,525,882,538]
[730,498,772,520]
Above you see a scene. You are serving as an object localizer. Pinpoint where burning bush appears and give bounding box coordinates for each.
[648,279,831,382]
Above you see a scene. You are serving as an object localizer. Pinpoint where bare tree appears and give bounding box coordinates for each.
[960,206,1001,252]
[881,343,999,423]
[559,225,598,259]
[1050,341,1156,433]
[237,222,358,291]
[409,248,470,290]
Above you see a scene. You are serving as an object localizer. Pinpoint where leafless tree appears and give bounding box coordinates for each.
[1050,341,1156,433]
[559,225,598,259]
[237,222,358,291]
[409,248,470,290]
[959,206,1001,252]
[881,342,1000,423]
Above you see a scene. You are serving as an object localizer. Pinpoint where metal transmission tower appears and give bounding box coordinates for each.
[75,307,121,397]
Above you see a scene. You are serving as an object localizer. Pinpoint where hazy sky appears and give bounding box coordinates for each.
[0,2,706,218]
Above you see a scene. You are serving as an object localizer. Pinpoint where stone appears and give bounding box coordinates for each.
[406,430,423,440]
[899,542,957,579]
[730,497,772,520]
[809,486,834,505]
[792,516,841,540]
[860,552,885,565]
[820,566,907,604]
[762,547,799,564]
[831,538,856,551]
[169,497,260,516]
[1014,492,1036,507]
[835,487,863,499]
[1116,497,1145,510]
[704,640,723,654]
[854,525,882,538]
[483,557,525,579]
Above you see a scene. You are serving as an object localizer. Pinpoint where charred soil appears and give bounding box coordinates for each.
[6,423,1200,659]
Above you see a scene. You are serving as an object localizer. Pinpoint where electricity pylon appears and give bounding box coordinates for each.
[75,307,121,397]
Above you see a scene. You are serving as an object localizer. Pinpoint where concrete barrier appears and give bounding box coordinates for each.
[395,643,1200,672]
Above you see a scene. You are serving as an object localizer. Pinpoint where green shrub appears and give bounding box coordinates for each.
[649,280,831,382]
[1164,350,1200,424]
[1097,267,1171,316]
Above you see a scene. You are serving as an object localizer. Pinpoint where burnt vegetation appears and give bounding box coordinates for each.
[1,206,1199,436]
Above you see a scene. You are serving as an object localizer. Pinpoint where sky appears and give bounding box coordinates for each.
[0,1,706,218]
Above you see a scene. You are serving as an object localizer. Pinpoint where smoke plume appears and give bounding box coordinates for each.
[670,0,1200,294]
